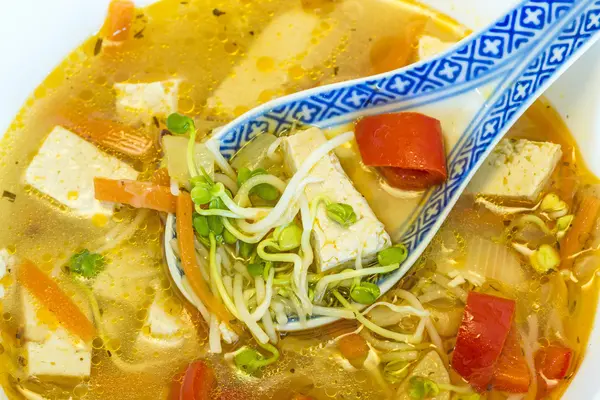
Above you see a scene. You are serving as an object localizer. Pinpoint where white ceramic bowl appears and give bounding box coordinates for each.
[1,1,599,399]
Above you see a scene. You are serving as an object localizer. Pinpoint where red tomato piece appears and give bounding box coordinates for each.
[535,344,572,399]
[179,361,216,400]
[451,292,516,392]
[354,112,447,190]
[492,326,531,393]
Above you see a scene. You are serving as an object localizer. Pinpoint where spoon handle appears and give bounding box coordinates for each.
[386,0,600,293]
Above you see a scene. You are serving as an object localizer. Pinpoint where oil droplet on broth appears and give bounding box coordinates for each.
[256,56,275,72]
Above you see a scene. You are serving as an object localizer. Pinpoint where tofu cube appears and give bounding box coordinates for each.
[418,35,455,60]
[25,126,138,218]
[282,128,391,272]
[133,292,186,356]
[21,290,91,380]
[114,79,180,125]
[467,138,562,202]
[144,294,185,338]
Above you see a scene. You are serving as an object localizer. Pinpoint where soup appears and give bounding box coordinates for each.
[0,0,598,399]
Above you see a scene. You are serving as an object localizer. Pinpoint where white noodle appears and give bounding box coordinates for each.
[250,268,275,321]
[392,289,444,356]
[238,132,354,233]
[432,273,467,302]
[222,275,233,298]
[312,306,354,319]
[170,179,180,196]
[266,137,283,161]
[233,260,252,281]
[256,276,278,343]
[298,194,314,311]
[234,174,287,207]
[362,302,429,318]
[209,314,222,353]
[215,172,239,195]
[361,330,425,352]
[218,247,232,272]
[223,218,269,244]
[379,350,419,363]
[233,274,269,343]
[181,277,210,321]
[314,264,399,303]
[205,138,237,181]
[272,301,288,325]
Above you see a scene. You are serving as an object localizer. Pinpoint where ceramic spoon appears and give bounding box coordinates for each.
[166,0,600,331]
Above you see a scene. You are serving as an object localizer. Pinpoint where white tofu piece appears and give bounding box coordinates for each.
[207,9,320,114]
[144,295,185,337]
[467,138,562,202]
[24,334,91,380]
[133,292,186,355]
[418,35,455,60]
[21,290,91,380]
[282,128,391,272]
[162,135,214,187]
[114,79,180,125]
[25,126,138,218]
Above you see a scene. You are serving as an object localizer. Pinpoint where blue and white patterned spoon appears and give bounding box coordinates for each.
[166,0,600,331]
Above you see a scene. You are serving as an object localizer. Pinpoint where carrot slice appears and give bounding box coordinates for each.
[560,195,600,269]
[94,177,177,213]
[176,192,233,324]
[355,112,447,190]
[101,0,135,42]
[338,333,369,368]
[492,326,531,393]
[152,168,171,187]
[17,261,96,343]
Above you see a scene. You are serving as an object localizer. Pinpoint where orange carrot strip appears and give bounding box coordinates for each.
[176,192,234,324]
[560,195,600,269]
[94,178,177,213]
[17,261,96,343]
[101,0,135,42]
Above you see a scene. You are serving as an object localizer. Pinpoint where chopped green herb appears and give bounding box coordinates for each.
[193,214,210,237]
[239,241,255,259]
[350,281,380,304]
[326,202,357,227]
[190,182,213,205]
[378,244,408,266]
[233,344,279,375]
[383,360,412,383]
[223,228,237,245]
[68,249,105,279]
[237,167,279,201]
[273,223,302,251]
[166,113,194,135]
[247,262,265,278]
[456,394,480,400]
[409,376,440,400]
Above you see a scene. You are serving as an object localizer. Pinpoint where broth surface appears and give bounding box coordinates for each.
[0,1,598,399]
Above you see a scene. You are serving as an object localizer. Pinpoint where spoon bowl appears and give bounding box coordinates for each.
[166,0,600,331]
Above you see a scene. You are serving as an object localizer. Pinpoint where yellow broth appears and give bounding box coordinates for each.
[0,0,597,399]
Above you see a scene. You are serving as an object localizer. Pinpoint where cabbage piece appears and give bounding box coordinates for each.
[464,237,527,290]
[162,135,214,188]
